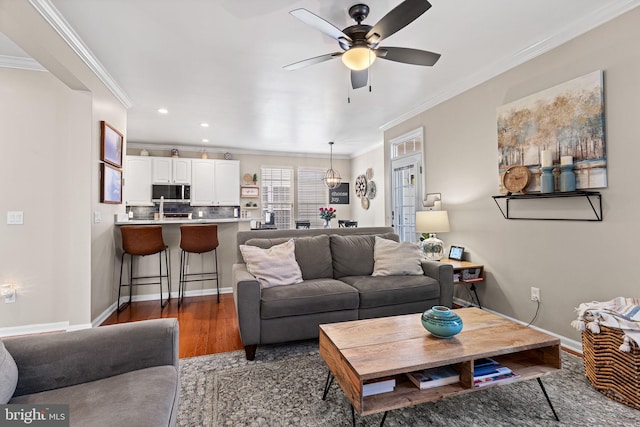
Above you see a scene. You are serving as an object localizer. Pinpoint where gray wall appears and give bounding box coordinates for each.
[385,8,640,345]
[0,1,127,331]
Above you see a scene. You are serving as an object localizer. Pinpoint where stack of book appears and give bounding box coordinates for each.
[362,377,396,396]
[473,358,519,387]
[406,365,460,390]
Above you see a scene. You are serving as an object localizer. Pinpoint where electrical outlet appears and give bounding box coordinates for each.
[531,287,541,302]
[7,211,24,225]
[1,284,16,303]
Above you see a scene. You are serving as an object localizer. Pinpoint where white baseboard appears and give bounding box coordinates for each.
[0,321,93,338]
[453,297,582,354]
[0,321,69,338]
[92,302,118,328]
[90,287,232,327]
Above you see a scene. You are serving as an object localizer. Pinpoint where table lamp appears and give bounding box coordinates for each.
[416,210,450,261]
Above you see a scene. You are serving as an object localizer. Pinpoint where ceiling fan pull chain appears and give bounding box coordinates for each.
[347,74,351,103]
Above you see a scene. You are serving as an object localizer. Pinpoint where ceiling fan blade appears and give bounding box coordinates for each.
[366,0,432,43]
[290,9,352,43]
[283,52,343,71]
[351,69,368,89]
[377,47,441,66]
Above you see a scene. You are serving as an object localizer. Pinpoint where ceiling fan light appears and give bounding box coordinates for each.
[341,47,376,71]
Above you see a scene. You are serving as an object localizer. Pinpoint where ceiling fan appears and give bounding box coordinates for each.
[283,0,441,90]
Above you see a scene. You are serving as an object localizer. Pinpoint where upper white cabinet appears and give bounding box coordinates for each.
[214,160,240,206]
[190,159,216,206]
[173,158,192,183]
[190,159,240,206]
[152,157,191,184]
[124,156,153,206]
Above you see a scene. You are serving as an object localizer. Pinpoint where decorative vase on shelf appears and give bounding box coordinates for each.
[559,164,576,192]
[540,166,555,193]
[421,306,463,338]
[421,233,445,261]
[323,219,331,229]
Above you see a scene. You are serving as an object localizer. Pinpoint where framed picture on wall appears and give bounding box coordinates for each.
[101,163,122,204]
[100,121,124,168]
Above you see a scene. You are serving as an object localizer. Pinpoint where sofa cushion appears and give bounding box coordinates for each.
[331,233,399,278]
[260,278,359,319]
[240,239,303,288]
[244,235,333,280]
[10,366,178,427]
[372,236,423,276]
[0,340,18,404]
[340,275,440,309]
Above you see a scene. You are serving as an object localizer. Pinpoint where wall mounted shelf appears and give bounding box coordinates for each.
[492,190,602,221]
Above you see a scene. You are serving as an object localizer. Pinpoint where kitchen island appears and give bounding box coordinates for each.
[114,218,251,304]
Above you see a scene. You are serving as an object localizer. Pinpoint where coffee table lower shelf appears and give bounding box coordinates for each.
[359,362,558,415]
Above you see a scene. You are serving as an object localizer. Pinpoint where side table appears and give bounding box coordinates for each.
[440,258,485,308]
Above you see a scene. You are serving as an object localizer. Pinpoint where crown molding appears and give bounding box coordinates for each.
[350,141,384,159]
[0,54,47,71]
[380,0,640,131]
[28,0,132,108]
[127,142,352,160]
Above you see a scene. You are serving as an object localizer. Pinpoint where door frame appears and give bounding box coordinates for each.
[389,128,424,242]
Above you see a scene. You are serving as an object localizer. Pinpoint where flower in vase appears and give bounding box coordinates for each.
[319,207,336,221]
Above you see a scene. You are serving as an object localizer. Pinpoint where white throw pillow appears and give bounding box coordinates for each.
[372,236,424,276]
[1,340,18,403]
[240,239,303,288]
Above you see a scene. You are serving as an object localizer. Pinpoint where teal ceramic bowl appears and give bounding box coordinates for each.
[421,306,463,338]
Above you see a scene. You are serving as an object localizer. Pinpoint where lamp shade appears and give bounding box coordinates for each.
[341,47,376,71]
[416,211,450,233]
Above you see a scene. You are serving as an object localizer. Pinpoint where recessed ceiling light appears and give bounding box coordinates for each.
[200,123,209,128]
[157,108,168,114]
[202,139,209,143]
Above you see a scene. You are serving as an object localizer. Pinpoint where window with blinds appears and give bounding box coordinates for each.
[261,166,293,230]
[297,167,329,228]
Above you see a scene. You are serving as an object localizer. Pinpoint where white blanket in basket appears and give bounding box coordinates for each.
[572,297,640,352]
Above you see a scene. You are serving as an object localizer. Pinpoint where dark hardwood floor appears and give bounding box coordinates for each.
[101,294,244,358]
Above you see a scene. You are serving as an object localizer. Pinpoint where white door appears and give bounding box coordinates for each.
[391,154,422,242]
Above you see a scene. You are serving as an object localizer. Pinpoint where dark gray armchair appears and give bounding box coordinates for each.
[3,318,180,427]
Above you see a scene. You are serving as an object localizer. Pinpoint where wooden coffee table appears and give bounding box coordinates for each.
[319,308,561,425]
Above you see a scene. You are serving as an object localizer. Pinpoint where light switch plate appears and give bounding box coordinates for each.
[94,211,102,223]
[7,211,24,225]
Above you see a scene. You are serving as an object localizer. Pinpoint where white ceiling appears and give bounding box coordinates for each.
[2,0,638,156]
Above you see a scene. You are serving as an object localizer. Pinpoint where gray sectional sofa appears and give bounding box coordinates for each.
[1,319,179,427]
[233,227,454,360]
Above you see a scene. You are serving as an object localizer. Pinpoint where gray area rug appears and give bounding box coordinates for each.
[178,340,638,426]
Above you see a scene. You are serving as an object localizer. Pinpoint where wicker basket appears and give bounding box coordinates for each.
[582,325,640,409]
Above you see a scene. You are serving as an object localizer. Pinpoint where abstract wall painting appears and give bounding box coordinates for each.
[497,70,606,192]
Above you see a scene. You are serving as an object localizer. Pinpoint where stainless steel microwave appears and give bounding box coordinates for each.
[152,184,190,202]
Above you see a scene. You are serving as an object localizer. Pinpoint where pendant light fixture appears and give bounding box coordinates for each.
[323,141,341,189]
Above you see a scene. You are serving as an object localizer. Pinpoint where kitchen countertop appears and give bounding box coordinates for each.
[114,218,251,226]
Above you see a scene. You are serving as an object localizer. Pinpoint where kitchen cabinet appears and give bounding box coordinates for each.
[190,159,216,206]
[190,159,240,206]
[152,157,191,184]
[124,156,153,206]
[214,160,240,205]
